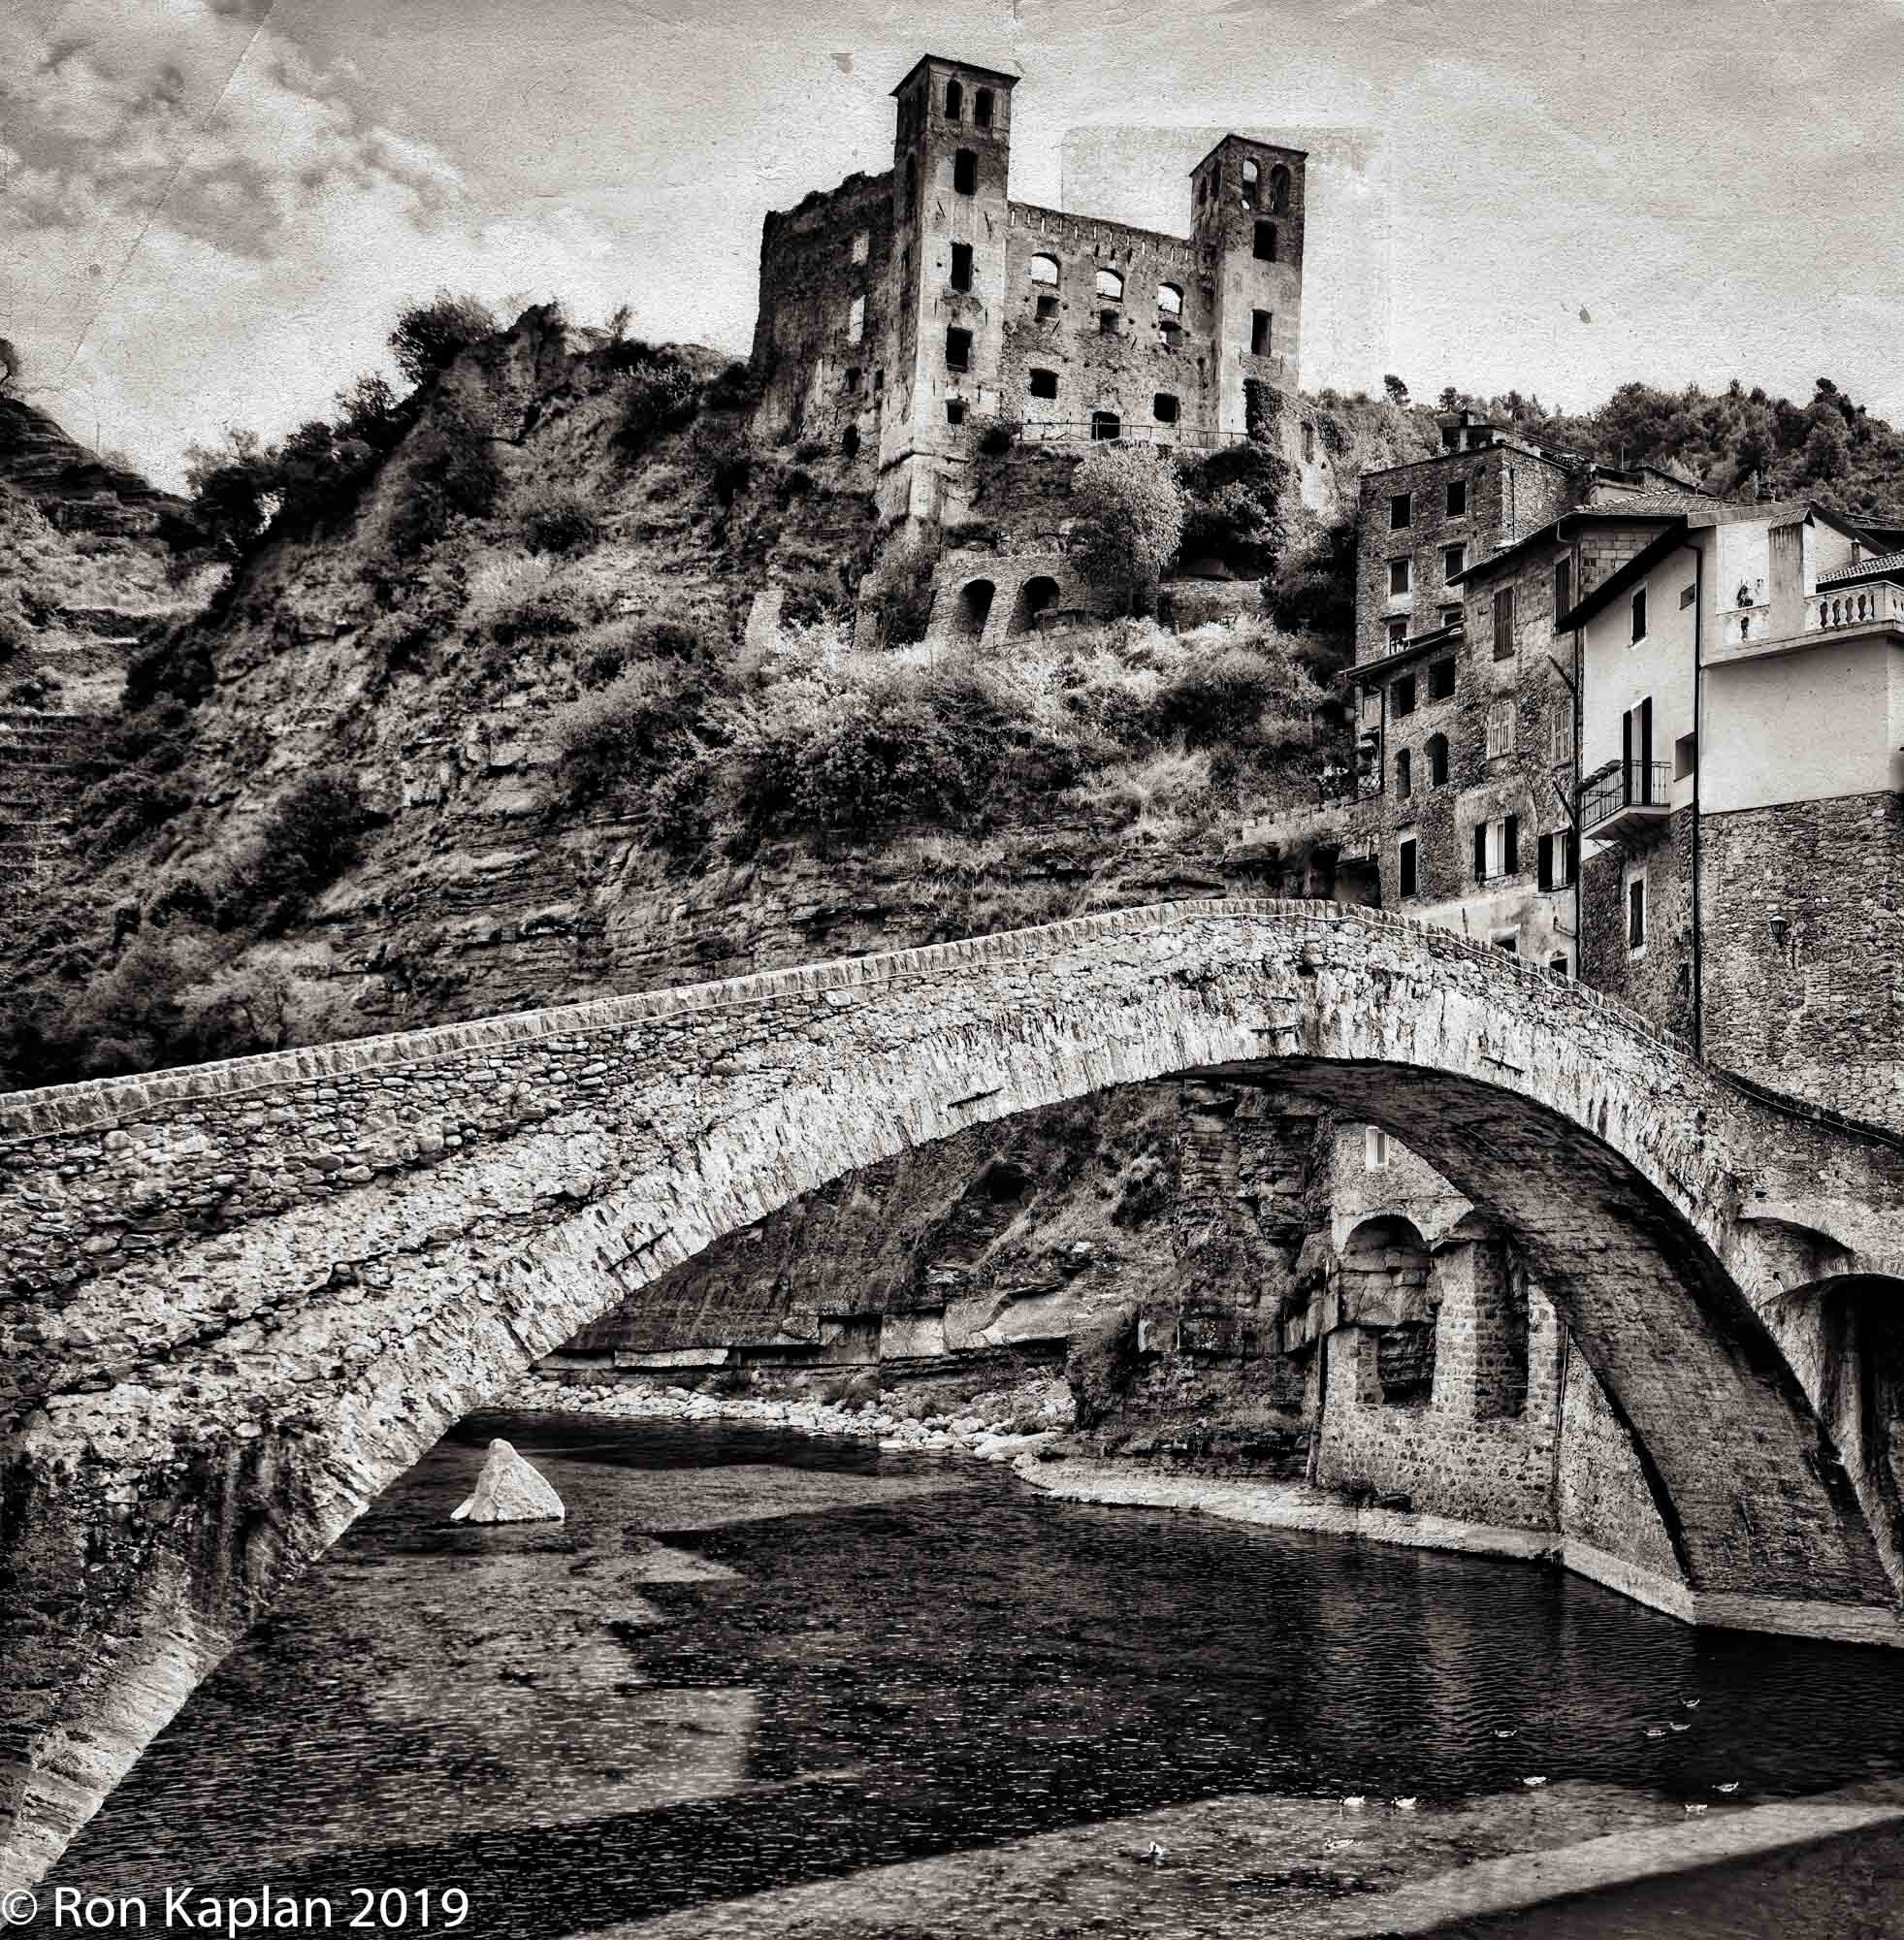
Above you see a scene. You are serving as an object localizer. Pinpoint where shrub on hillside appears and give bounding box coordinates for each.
[703,361,761,411]
[378,401,501,560]
[1069,445,1186,615]
[550,661,716,813]
[228,771,373,931]
[389,290,500,386]
[516,482,602,556]
[863,526,942,647]
[1178,442,1290,578]
[616,348,699,452]
[1066,1305,1139,1430]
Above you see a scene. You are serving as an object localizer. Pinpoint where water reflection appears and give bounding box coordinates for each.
[46,1408,1904,1937]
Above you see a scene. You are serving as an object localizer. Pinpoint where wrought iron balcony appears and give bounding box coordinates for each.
[1581,760,1672,844]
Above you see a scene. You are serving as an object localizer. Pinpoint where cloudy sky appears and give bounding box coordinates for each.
[6,0,1903,488]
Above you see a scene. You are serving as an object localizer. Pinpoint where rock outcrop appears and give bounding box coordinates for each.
[450,1439,565,1524]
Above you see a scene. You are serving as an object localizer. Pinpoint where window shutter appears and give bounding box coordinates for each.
[1504,814,1520,874]
[1639,695,1654,782]
[1622,708,1633,797]
[1473,823,1488,881]
[1537,832,1553,890]
[1566,828,1578,883]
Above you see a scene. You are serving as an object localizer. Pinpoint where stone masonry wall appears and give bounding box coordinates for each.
[1702,792,1904,1136]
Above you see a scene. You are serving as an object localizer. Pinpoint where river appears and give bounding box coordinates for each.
[40,1408,1904,1938]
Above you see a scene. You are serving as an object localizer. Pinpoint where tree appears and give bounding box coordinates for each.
[388,290,499,387]
[1383,373,1410,408]
[1069,444,1187,615]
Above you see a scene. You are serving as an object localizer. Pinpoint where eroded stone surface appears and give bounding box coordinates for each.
[5,896,1904,1887]
[449,1439,565,1524]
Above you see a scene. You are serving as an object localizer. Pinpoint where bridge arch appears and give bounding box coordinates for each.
[5,898,1904,1885]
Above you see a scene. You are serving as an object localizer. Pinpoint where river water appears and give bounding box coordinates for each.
[43,1408,1904,1938]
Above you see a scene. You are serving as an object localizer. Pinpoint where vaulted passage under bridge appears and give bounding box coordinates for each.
[5,898,1904,1888]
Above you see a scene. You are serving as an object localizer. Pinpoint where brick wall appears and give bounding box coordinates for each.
[1701,791,1904,1132]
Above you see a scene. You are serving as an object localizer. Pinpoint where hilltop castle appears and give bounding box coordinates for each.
[750,53,1308,531]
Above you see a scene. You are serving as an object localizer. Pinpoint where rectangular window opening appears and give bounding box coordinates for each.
[1253,219,1277,261]
[1365,1125,1391,1170]
[1392,673,1416,718]
[1631,585,1648,643]
[1250,308,1273,356]
[945,326,972,372]
[1446,478,1468,516]
[1674,730,1696,780]
[952,148,978,195]
[946,400,967,425]
[1390,492,1412,531]
[1554,555,1571,624]
[1492,583,1516,659]
[1398,836,1417,899]
[1443,542,1466,582]
[1027,368,1058,400]
[949,242,974,292]
[1429,658,1455,699]
[1389,557,1411,598]
[1629,876,1647,950]
[1153,392,1180,425]
[1036,292,1058,320]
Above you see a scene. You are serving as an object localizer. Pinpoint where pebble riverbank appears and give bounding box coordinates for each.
[500,1373,1077,1462]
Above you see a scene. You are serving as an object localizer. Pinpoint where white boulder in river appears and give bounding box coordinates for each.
[450,1438,565,1524]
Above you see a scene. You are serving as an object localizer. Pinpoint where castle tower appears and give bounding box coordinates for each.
[1189,136,1307,440]
[882,54,1019,522]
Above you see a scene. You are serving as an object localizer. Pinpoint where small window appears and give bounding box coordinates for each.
[1366,1125,1392,1169]
[1629,875,1647,950]
[1242,156,1260,205]
[1426,732,1449,784]
[946,400,967,425]
[1389,557,1411,597]
[847,295,865,345]
[1250,308,1273,356]
[1036,293,1058,320]
[1549,704,1572,763]
[851,229,869,265]
[1269,163,1291,213]
[1492,583,1516,659]
[1429,659,1455,700]
[1554,555,1571,623]
[1390,493,1412,530]
[1486,696,1516,758]
[1099,307,1119,335]
[1474,814,1521,883]
[1253,220,1277,261]
[1398,836,1417,899]
[945,79,963,120]
[1396,748,1412,799]
[1442,543,1465,582]
[1386,617,1407,650]
[1678,583,1695,609]
[945,326,972,371]
[1631,585,1647,643]
[1090,409,1120,441]
[950,242,974,292]
[1494,933,1519,955]
[1549,954,1570,979]
[1028,253,1059,286]
[953,148,978,195]
[1095,267,1123,300]
[1392,673,1417,718]
[1446,478,1468,516]
[1302,421,1315,461]
[1157,281,1182,317]
[1439,604,1462,630]
[844,367,861,393]
[974,87,994,129]
[1153,392,1179,424]
[873,367,885,392]
[1674,730,1697,780]
[1537,829,1575,891]
[1027,368,1058,400]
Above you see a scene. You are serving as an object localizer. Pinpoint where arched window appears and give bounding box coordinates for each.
[945,79,963,120]
[1427,732,1449,786]
[1270,164,1291,214]
[1028,253,1059,286]
[1156,282,1182,317]
[1012,574,1060,635]
[974,87,994,129]
[1090,409,1121,441]
[1094,267,1123,300]
[1242,157,1259,206]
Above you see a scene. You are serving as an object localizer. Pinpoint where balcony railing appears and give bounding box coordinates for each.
[1581,760,1672,843]
[1810,584,1904,632]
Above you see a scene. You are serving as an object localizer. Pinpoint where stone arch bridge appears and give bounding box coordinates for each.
[5,898,1904,1887]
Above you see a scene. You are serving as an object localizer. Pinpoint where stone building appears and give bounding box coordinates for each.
[751,53,1309,532]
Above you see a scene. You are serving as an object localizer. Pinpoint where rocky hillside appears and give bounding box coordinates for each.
[0,303,1377,1091]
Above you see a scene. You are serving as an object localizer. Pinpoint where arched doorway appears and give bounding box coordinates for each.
[1010,574,1060,635]
[956,578,995,640]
